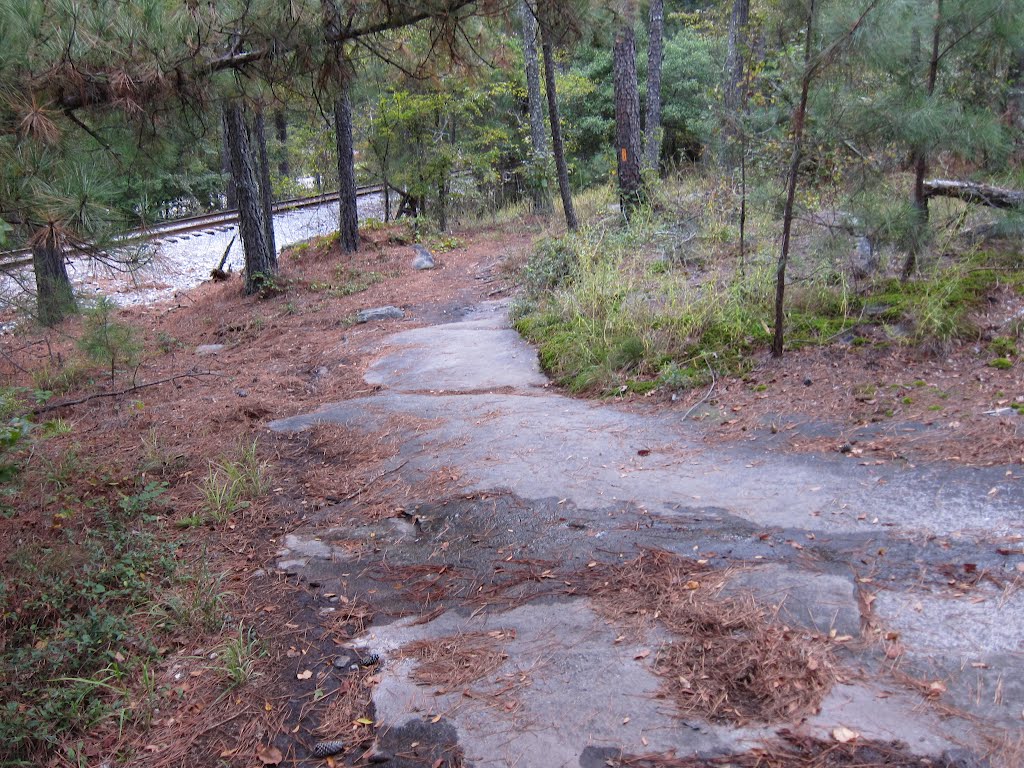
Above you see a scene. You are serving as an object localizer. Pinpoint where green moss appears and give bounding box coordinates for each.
[988,357,1014,370]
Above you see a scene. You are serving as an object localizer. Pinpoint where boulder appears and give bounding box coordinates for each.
[357,306,405,324]
[412,244,435,270]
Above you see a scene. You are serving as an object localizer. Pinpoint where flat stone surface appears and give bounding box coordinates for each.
[365,600,742,768]
[195,344,226,355]
[269,300,1024,764]
[721,564,862,638]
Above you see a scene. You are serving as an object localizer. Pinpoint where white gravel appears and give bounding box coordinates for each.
[1,192,389,315]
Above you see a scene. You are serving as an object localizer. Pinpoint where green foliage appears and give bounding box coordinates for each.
[0,514,178,758]
[309,266,387,298]
[77,298,140,383]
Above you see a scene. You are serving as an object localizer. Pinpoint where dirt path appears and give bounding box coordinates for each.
[268,299,1024,767]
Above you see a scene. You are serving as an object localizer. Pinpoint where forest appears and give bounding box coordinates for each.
[1,0,1023,765]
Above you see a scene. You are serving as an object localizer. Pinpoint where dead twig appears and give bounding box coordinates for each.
[32,371,217,414]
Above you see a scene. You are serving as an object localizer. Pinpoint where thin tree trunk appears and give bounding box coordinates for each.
[335,82,360,254]
[722,0,750,167]
[614,20,643,221]
[520,0,552,214]
[322,0,359,253]
[772,0,816,359]
[904,0,943,280]
[383,173,392,222]
[540,23,578,232]
[32,226,76,326]
[221,111,237,210]
[643,0,665,172]
[274,109,290,177]
[223,102,276,294]
[253,107,277,258]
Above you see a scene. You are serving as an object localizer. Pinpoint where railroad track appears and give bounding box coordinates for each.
[0,184,384,272]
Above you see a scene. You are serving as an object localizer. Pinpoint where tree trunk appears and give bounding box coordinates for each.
[643,0,665,172]
[252,107,277,258]
[221,111,237,210]
[722,0,750,167]
[32,227,76,326]
[223,102,276,294]
[614,20,643,221]
[335,82,360,254]
[322,0,359,253]
[540,23,578,232]
[903,0,943,280]
[274,109,290,177]
[520,0,552,214]
[773,0,816,359]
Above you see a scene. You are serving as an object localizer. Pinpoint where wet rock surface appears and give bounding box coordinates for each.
[271,301,1024,767]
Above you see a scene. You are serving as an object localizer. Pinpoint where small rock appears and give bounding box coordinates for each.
[196,344,225,355]
[235,388,248,398]
[839,443,853,454]
[803,377,813,386]
[332,654,352,669]
[412,244,435,270]
[356,306,405,324]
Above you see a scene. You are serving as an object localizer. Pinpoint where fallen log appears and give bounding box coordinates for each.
[923,179,1024,210]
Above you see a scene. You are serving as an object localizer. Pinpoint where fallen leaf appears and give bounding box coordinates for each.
[637,449,651,456]
[927,680,947,698]
[683,580,700,590]
[354,717,374,725]
[257,745,284,765]
[264,702,273,712]
[634,649,651,660]
[622,716,631,725]
[832,726,859,743]
[432,760,444,768]
[296,669,313,680]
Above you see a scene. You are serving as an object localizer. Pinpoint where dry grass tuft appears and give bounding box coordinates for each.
[588,549,835,725]
[398,630,513,690]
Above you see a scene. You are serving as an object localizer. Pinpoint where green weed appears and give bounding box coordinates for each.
[219,624,263,687]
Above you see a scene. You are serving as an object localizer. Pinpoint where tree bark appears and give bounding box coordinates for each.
[223,102,276,294]
[722,0,750,167]
[323,0,360,254]
[520,0,552,214]
[335,83,360,254]
[274,109,290,177]
[540,23,578,232]
[221,111,237,210]
[904,0,943,280]
[614,19,643,221]
[252,107,277,258]
[643,0,665,172]
[32,226,76,326]
[773,0,816,359]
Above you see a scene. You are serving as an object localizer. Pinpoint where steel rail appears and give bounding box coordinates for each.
[0,184,384,272]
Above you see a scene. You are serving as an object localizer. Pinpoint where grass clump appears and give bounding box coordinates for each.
[186,438,270,526]
[515,223,780,394]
